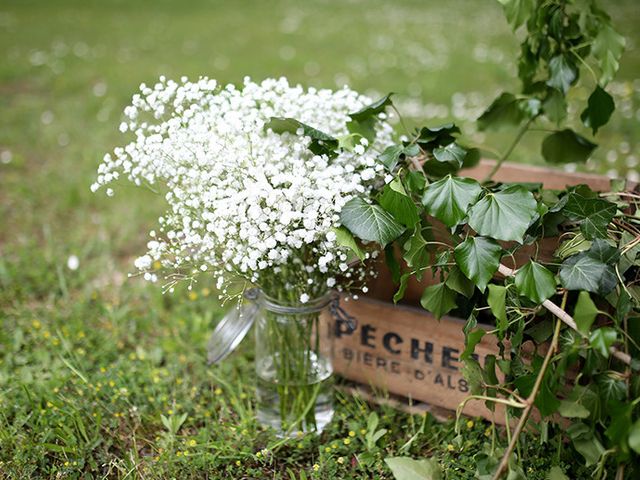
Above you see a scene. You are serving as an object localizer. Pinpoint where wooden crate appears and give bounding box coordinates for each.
[322,295,506,422]
[324,160,621,421]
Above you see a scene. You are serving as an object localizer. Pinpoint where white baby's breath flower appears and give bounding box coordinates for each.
[67,255,79,271]
[93,77,392,300]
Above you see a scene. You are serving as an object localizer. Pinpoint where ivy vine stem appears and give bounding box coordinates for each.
[482,115,538,183]
[497,264,633,365]
[491,316,563,480]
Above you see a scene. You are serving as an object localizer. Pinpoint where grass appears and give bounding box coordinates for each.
[1,0,639,478]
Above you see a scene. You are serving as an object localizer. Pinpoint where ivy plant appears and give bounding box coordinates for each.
[286,0,634,478]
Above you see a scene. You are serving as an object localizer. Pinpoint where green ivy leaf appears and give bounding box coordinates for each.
[477,92,525,131]
[559,240,618,295]
[514,261,557,304]
[541,129,597,164]
[453,236,502,292]
[403,227,430,277]
[347,117,377,144]
[546,466,570,480]
[350,93,394,122]
[559,254,616,295]
[498,0,534,29]
[487,285,507,334]
[393,272,412,304]
[462,358,484,395]
[629,420,640,454]
[405,170,427,195]
[543,89,567,125]
[420,283,457,320]
[332,226,365,262]
[421,175,482,228]
[604,402,631,446]
[416,123,460,145]
[535,379,560,417]
[378,146,404,172]
[379,179,420,228]
[266,117,338,157]
[567,423,605,466]
[432,142,467,167]
[385,244,401,284]
[588,238,620,264]
[467,185,537,243]
[558,400,590,419]
[346,93,394,144]
[596,374,626,403]
[562,192,617,240]
[340,197,405,246]
[422,158,461,179]
[378,144,421,172]
[573,291,598,335]
[589,327,617,358]
[593,25,625,85]
[337,133,364,152]
[547,55,577,94]
[462,315,485,360]
[384,456,442,480]
[446,266,475,298]
[580,86,615,135]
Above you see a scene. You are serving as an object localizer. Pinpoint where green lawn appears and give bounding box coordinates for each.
[1,0,640,478]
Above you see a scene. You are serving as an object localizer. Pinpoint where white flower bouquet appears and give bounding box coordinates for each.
[93,76,394,433]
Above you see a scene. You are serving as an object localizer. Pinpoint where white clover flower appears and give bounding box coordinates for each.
[93,77,392,300]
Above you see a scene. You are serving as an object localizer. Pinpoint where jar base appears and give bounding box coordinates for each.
[256,354,334,436]
[257,402,334,437]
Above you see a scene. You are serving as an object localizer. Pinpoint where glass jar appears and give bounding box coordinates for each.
[254,293,334,436]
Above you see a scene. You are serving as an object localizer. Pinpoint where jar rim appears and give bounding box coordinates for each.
[258,290,334,314]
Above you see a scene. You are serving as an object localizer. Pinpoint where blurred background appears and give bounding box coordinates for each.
[1,0,639,476]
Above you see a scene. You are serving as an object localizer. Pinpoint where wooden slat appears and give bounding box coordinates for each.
[462,159,619,191]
